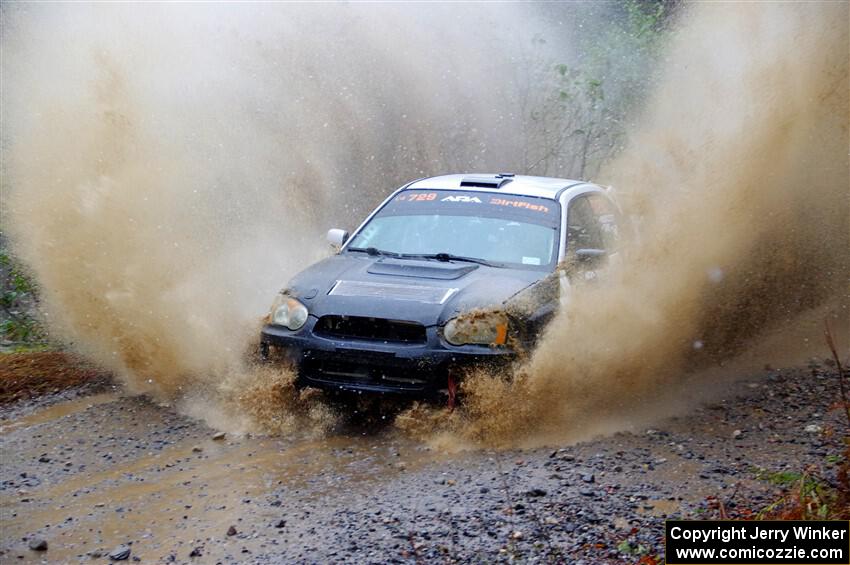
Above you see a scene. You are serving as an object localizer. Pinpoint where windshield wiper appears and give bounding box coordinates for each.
[347,247,402,258]
[400,253,503,268]
[348,247,502,267]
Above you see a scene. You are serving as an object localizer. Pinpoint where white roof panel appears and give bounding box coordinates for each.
[405,174,592,199]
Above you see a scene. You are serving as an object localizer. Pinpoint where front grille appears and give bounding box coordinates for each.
[301,355,433,391]
[314,315,427,344]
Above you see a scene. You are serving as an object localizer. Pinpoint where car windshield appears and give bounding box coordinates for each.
[346,190,560,270]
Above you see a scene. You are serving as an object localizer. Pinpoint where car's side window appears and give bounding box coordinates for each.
[586,193,620,251]
[565,193,620,255]
[566,196,605,252]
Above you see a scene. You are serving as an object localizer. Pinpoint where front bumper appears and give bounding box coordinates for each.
[260,318,512,395]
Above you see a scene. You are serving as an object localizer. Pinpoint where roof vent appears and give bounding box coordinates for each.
[459,174,514,189]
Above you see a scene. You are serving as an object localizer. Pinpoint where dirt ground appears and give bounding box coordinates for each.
[0,352,111,405]
[0,353,847,564]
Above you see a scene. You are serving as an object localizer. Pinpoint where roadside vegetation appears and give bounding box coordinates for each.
[520,0,672,180]
[0,246,48,351]
[702,327,850,522]
[753,326,849,520]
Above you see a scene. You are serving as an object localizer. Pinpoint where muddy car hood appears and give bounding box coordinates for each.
[283,253,548,326]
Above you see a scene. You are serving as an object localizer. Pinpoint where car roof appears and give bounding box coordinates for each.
[404,174,597,200]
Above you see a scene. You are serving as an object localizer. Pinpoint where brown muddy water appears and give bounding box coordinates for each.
[1,391,448,563]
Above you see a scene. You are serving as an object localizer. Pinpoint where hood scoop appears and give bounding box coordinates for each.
[367,259,478,280]
[329,280,458,304]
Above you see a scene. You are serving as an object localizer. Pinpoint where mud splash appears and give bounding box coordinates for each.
[0,4,575,425]
[3,3,847,445]
[407,2,849,448]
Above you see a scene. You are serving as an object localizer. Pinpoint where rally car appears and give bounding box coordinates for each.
[260,174,620,401]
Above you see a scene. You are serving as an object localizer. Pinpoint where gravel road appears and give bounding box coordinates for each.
[1,365,845,564]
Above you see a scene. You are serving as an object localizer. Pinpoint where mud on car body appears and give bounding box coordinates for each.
[260,174,621,400]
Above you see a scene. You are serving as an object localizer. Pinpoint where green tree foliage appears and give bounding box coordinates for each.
[523,0,671,179]
[0,250,46,345]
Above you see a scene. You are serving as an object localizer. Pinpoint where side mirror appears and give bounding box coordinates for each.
[575,248,606,263]
[326,228,349,248]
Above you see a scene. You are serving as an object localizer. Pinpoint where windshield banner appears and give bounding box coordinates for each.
[381,189,560,227]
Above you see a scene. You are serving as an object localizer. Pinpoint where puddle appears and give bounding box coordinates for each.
[0,392,119,435]
[0,419,447,563]
[637,498,680,517]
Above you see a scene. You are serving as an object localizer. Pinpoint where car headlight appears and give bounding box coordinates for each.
[269,295,309,330]
[443,311,508,346]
